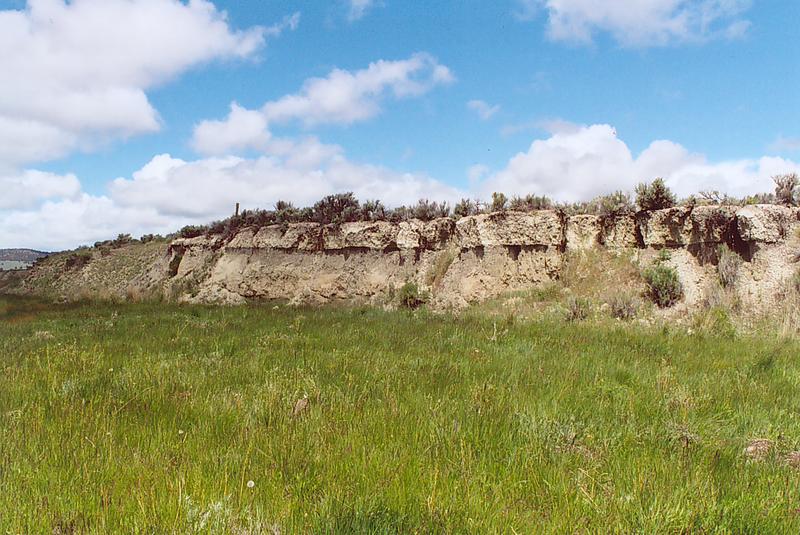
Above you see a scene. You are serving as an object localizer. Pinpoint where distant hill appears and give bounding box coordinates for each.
[0,249,49,271]
[0,249,49,262]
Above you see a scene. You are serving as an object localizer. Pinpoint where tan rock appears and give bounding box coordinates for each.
[600,215,638,248]
[736,205,799,244]
[566,215,600,251]
[637,206,736,247]
[455,211,563,248]
[322,221,399,250]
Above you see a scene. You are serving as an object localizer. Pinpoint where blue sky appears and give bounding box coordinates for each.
[1,0,799,249]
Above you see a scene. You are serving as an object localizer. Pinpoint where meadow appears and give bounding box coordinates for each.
[2,296,800,533]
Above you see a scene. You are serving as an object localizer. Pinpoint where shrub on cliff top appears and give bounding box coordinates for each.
[509,194,553,212]
[313,192,361,225]
[490,192,508,212]
[773,173,799,206]
[635,178,676,211]
[454,198,482,218]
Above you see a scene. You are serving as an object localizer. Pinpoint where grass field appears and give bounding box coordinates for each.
[2,296,800,533]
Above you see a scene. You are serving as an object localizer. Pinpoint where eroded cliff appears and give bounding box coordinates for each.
[147,204,799,312]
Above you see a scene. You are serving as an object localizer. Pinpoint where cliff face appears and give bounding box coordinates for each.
[153,204,800,311]
[10,204,799,312]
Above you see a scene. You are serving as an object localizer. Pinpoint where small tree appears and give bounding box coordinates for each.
[635,178,676,211]
[773,173,799,206]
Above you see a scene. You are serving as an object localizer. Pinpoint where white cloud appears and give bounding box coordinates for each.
[111,141,463,221]
[192,53,455,156]
[0,135,464,250]
[0,170,81,210]
[0,0,293,169]
[192,103,271,156]
[480,123,800,201]
[467,100,500,120]
[0,194,178,252]
[519,0,752,47]
[262,53,455,127]
[348,0,376,21]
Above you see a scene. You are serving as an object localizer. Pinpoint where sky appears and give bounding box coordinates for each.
[1,0,799,250]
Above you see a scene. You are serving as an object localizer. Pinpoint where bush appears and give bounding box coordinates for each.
[643,264,683,308]
[64,251,91,270]
[717,244,741,288]
[359,199,387,222]
[313,192,361,225]
[565,296,591,322]
[490,192,508,212]
[397,282,428,309]
[773,173,799,206]
[596,191,635,218]
[178,225,208,239]
[508,194,552,212]
[635,178,676,211]
[607,293,639,320]
[411,199,450,221]
[111,233,133,248]
[453,198,481,218]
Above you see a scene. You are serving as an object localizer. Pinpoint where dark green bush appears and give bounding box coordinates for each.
[397,282,428,309]
[635,178,676,211]
[643,264,683,307]
[178,225,208,239]
[313,192,361,225]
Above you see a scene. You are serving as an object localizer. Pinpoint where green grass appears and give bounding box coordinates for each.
[2,296,800,533]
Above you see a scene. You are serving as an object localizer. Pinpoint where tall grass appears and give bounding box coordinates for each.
[2,296,800,532]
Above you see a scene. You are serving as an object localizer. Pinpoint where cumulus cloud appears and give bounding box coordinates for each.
[0,170,81,210]
[480,123,800,201]
[192,103,272,156]
[519,0,752,47]
[191,53,455,156]
[0,0,293,168]
[111,141,464,220]
[467,100,500,120]
[0,137,464,250]
[262,53,455,127]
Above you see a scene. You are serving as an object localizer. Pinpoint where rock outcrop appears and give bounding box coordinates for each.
[14,204,800,312]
